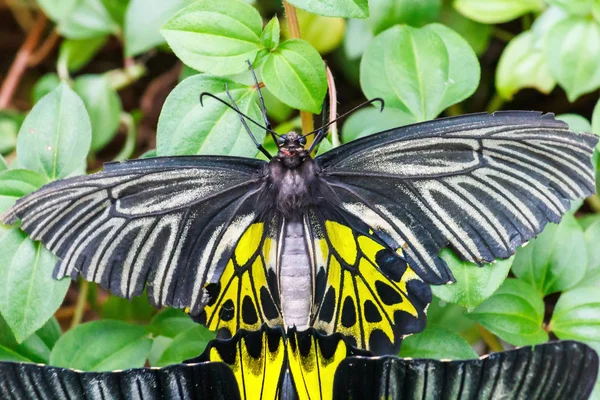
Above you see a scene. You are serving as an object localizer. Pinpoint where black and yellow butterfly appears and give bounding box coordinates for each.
[1,97,597,356]
[1,329,597,399]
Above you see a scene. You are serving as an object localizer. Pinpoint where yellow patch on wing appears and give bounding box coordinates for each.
[200,222,281,336]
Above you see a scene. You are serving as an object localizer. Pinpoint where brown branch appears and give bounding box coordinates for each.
[0,13,48,109]
[326,65,339,147]
[28,29,60,67]
[283,1,314,136]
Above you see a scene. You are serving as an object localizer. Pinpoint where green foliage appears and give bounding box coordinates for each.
[58,37,108,74]
[287,0,369,18]
[454,0,544,24]
[399,325,478,359]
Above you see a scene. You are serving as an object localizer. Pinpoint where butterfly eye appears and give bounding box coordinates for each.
[299,136,307,146]
[277,135,286,146]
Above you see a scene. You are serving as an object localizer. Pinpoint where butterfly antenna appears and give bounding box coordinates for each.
[246,60,278,144]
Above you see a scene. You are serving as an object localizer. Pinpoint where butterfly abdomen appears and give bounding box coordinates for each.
[279,218,312,330]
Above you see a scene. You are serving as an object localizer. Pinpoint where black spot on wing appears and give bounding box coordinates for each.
[244,329,263,359]
[375,249,407,281]
[260,287,279,320]
[341,297,357,328]
[219,299,235,322]
[375,281,403,305]
[319,287,336,323]
[241,295,258,325]
[363,300,382,323]
[314,268,326,306]
[368,329,396,356]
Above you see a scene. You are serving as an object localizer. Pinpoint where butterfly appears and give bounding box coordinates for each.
[1,70,597,356]
[1,328,597,400]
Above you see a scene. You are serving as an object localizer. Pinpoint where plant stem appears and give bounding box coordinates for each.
[486,93,505,114]
[114,112,137,161]
[586,194,600,213]
[105,63,146,91]
[28,29,60,67]
[477,325,503,353]
[71,280,89,329]
[0,13,47,109]
[326,65,340,147]
[493,27,515,42]
[283,1,314,136]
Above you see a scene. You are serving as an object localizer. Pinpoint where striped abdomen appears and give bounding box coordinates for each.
[279,219,312,330]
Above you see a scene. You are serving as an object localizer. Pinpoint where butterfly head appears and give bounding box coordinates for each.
[276,132,309,168]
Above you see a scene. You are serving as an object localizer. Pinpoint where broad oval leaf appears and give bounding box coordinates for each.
[0,315,61,364]
[0,155,7,172]
[0,228,69,343]
[286,0,369,18]
[512,213,587,295]
[155,325,215,367]
[341,106,416,143]
[361,24,479,122]
[467,279,548,346]
[17,83,91,181]
[557,113,592,134]
[440,4,492,55]
[399,325,478,359]
[368,0,442,34]
[432,249,513,312]
[453,0,544,24]
[146,308,197,339]
[57,36,108,74]
[546,17,600,102]
[546,0,596,16]
[161,0,263,75]
[101,294,156,323]
[496,31,555,100]
[73,74,122,151]
[293,9,345,55]
[0,112,24,156]
[550,286,600,347]
[124,0,193,57]
[32,74,61,104]
[42,0,120,39]
[0,169,47,214]
[261,17,280,51]
[157,75,264,157]
[49,320,152,371]
[262,39,327,113]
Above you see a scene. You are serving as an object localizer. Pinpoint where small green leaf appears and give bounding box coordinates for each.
[361,24,479,121]
[157,75,264,157]
[574,219,600,289]
[100,0,128,27]
[550,286,600,348]
[0,314,60,363]
[0,228,70,343]
[341,106,416,143]
[148,336,172,366]
[0,169,47,214]
[467,279,548,346]
[440,4,492,55]
[124,0,193,57]
[591,97,600,141]
[0,345,31,362]
[262,39,327,113]
[73,75,122,151]
[343,19,373,60]
[368,0,442,34]
[292,8,345,55]
[17,83,91,181]
[453,0,544,24]
[512,214,587,295]
[432,249,513,312]
[0,111,24,155]
[101,294,156,323]
[286,0,369,18]
[426,297,478,341]
[161,0,263,75]
[557,113,592,133]
[36,0,79,23]
[261,17,280,50]
[546,0,596,16]
[43,0,120,39]
[155,325,215,366]
[0,155,7,172]
[57,36,108,74]
[263,87,293,122]
[546,17,600,102]
[399,325,478,359]
[50,320,152,371]
[146,309,197,339]
[32,74,61,104]
[496,31,555,100]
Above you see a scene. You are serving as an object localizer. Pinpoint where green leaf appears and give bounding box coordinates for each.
[263,87,293,122]
[496,31,555,100]
[557,113,592,133]
[286,0,369,18]
[399,325,478,359]
[146,308,197,339]
[57,36,108,74]
[550,286,600,348]
[0,345,31,362]
[453,0,544,24]
[546,0,597,16]
[292,9,345,55]
[361,24,479,122]
[73,75,122,151]
[591,97,600,141]
[50,320,152,371]
[36,0,79,23]
[432,249,513,312]
[262,39,327,113]
[0,155,7,172]
[512,214,587,295]
[467,279,548,346]
[0,111,24,155]
[41,0,120,39]
[161,0,263,75]
[0,314,60,363]
[124,0,193,57]
[32,73,61,104]
[148,336,172,366]
[368,0,442,34]
[0,169,47,214]
[0,228,70,343]
[574,219,600,289]
[261,17,280,50]
[155,325,215,367]
[100,0,129,26]
[17,83,91,181]
[101,294,156,323]
[439,4,492,55]
[546,17,600,102]
[343,19,373,60]
[341,106,416,143]
[426,297,478,341]
[157,75,264,157]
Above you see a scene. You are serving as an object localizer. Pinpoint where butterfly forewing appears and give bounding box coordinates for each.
[317,111,598,285]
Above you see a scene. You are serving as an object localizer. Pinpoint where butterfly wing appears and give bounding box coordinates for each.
[333,340,599,400]
[0,156,268,314]
[316,111,598,284]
